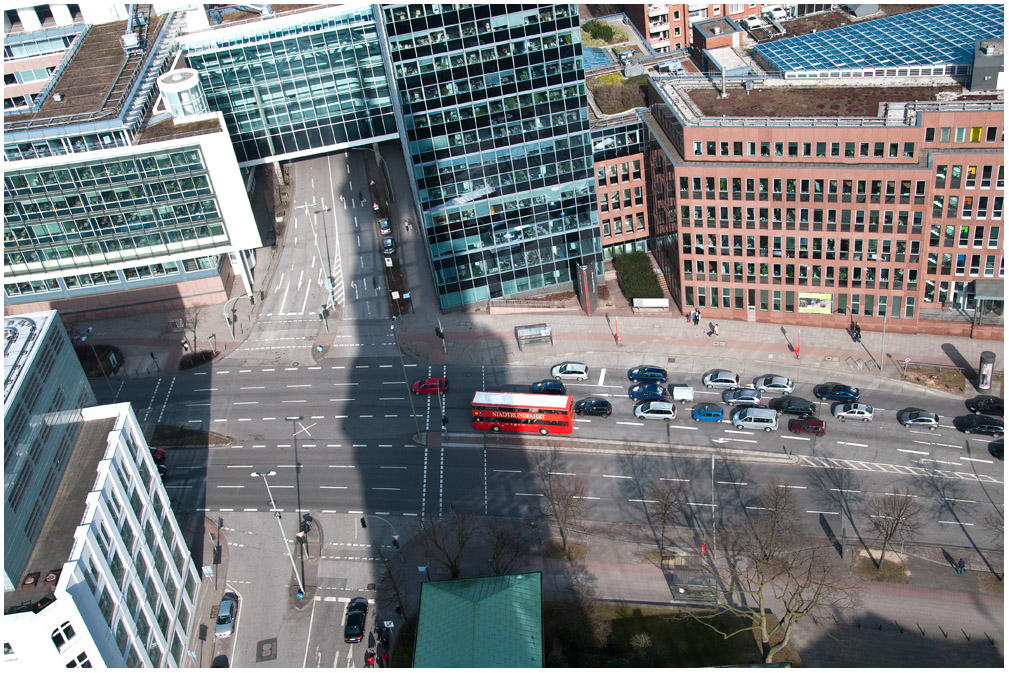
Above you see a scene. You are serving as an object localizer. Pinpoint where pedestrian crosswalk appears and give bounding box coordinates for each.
[798,454,1002,483]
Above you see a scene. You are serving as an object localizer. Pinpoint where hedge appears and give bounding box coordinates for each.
[582,20,614,42]
[612,251,664,300]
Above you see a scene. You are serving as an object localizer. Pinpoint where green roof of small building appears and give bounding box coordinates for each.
[413,572,542,668]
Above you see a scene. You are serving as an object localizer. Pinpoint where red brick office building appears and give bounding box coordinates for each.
[645,80,1004,340]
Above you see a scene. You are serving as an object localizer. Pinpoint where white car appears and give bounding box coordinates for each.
[634,400,676,421]
[703,370,739,389]
[216,596,238,638]
[833,402,874,422]
[753,375,795,395]
[551,362,588,381]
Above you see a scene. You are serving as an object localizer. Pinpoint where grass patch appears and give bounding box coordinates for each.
[612,250,664,301]
[902,364,967,394]
[542,539,587,560]
[979,573,1003,595]
[591,74,651,114]
[850,549,909,583]
[544,601,774,667]
[150,424,231,447]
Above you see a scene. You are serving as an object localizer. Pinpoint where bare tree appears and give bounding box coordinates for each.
[689,483,858,664]
[482,518,532,575]
[646,479,689,552]
[863,487,924,568]
[541,472,592,554]
[373,542,410,623]
[413,511,478,578]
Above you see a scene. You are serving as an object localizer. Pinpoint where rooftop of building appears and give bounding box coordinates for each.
[204,3,325,27]
[4,310,59,407]
[135,112,228,145]
[3,413,118,615]
[4,11,167,131]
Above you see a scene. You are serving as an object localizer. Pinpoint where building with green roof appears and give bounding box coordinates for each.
[413,572,542,668]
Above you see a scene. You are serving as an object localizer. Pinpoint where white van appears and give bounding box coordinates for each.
[669,385,695,404]
[731,407,778,431]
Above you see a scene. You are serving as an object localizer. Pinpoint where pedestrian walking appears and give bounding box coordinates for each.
[180,339,189,352]
[957,558,965,574]
[380,651,389,666]
[694,309,701,326]
[365,651,375,668]
[713,323,720,337]
[854,322,861,343]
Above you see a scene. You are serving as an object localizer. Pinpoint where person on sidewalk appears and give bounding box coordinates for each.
[957,558,965,574]
[713,323,720,337]
[694,309,701,326]
[854,322,861,343]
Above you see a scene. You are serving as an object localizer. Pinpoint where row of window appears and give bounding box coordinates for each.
[403,56,581,107]
[429,210,593,260]
[5,128,133,162]
[925,125,1001,144]
[435,238,596,285]
[602,214,646,237]
[935,164,1004,190]
[4,255,218,298]
[933,195,1004,220]
[692,139,916,160]
[678,205,928,230]
[6,150,207,194]
[410,83,583,137]
[598,187,645,213]
[422,153,591,206]
[428,185,594,232]
[596,160,642,185]
[685,287,919,319]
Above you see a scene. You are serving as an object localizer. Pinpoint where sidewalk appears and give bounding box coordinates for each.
[186,517,230,668]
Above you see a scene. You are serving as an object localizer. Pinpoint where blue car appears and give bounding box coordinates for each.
[628,366,668,383]
[813,383,860,401]
[628,384,667,401]
[691,403,724,422]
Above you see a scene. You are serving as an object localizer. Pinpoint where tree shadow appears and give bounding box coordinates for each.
[801,448,871,557]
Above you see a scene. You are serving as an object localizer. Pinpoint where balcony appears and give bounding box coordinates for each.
[649,37,670,49]
[648,5,667,17]
[649,21,670,33]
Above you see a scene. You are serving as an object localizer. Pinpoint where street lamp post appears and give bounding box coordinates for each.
[879,312,887,374]
[252,470,306,597]
[390,319,423,440]
[81,327,114,395]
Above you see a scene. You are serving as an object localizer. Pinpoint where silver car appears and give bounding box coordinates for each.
[702,370,739,389]
[551,361,588,381]
[833,402,874,422]
[216,595,238,638]
[633,400,676,421]
[753,375,795,395]
[722,387,763,407]
[898,409,939,430]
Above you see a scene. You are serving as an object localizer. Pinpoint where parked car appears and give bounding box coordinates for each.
[814,383,860,401]
[956,415,1004,437]
[770,396,817,418]
[633,400,676,421]
[531,380,566,395]
[722,387,763,407]
[344,598,369,643]
[381,236,396,254]
[216,595,238,638]
[378,218,392,235]
[575,397,612,417]
[551,362,588,381]
[157,464,168,479]
[412,377,448,395]
[702,370,739,389]
[691,403,724,422]
[627,366,668,383]
[753,375,795,395]
[897,409,939,430]
[789,418,826,435]
[966,396,1004,416]
[989,438,1004,460]
[150,448,166,465]
[833,402,874,422]
[629,384,668,401]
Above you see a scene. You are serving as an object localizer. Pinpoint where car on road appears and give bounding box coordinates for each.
[216,595,238,638]
[966,396,1003,416]
[344,597,369,643]
[956,415,1004,437]
[412,377,448,395]
[627,366,668,383]
[989,438,1003,460]
[381,236,396,254]
[633,400,676,421]
[157,464,168,479]
[753,375,795,395]
[628,383,668,401]
[150,448,166,465]
[551,362,588,381]
[814,383,860,401]
[832,402,874,422]
[789,418,826,435]
[531,380,566,395]
[378,218,392,235]
[691,403,723,422]
[722,387,763,407]
[897,409,939,430]
[702,370,739,389]
[575,397,612,417]
[769,396,817,418]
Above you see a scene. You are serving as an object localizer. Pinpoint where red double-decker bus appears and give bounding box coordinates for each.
[471,391,575,435]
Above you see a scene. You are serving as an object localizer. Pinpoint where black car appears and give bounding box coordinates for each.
[531,380,566,395]
[575,397,612,417]
[627,366,668,383]
[382,236,396,254]
[956,415,1004,437]
[966,396,1004,416]
[813,383,860,401]
[344,598,369,643]
[770,396,817,418]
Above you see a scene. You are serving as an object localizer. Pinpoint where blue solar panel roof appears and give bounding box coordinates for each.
[754,4,1004,73]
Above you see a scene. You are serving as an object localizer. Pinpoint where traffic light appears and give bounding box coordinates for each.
[434,326,445,339]
[360,517,367,528]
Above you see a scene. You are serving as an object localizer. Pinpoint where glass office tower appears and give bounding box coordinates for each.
[179,5,398,165]
[383,4,601,309]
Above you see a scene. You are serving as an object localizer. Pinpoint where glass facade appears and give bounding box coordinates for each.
[3,147,228,298]
[385,3,601,308]
[180,5,397,165]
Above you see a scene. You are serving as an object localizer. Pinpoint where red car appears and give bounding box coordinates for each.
[150,448,167,464]
[789,418,826,435]
[412,377,448,395]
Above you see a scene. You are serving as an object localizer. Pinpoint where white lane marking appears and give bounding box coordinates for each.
[282,400,307,403]
[629,499,657,503]
[597,368,606,386]
[226,465,254,468]
[494,469,522,473]
[670,425,698,430]
[216,485,245,489]
[660,478,689,482]
[320,486,348,489]
[616,421,644,426]
[837,441,868,447]
[898,448,929,455]
[781,485,807,489]
[379,397,405,401]
[381,381,407,385]
[783,435,810,441]
[574,496,600,500]
[380,466,408,470]
[371,487,401,491]
[240,386,266,390]
[233,401,258,405]
[829,488,862,493]
[807,510,839,515]
[515,492,543,497]
[333,383,359,386]
[943,498,976,503]
[717,481,747,486]
[725,430,754,435]
[287,384,312,388]
[939,520,974,526]
[603,474,631,479]
[548,472,576,476]
[193,388,217,392]
[960,456,993,464]
[187,402,211,406]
